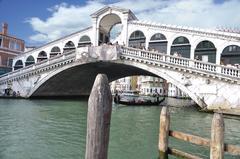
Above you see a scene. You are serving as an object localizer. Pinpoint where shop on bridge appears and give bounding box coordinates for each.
[25,55,35,66]
[170,36,191,58]
[37,51,48,62]
[148,33,167,54]
[194,40,216,63]
[63,41,76,53]
[78,35,91,47]
[14,60,23,70]
[50,46,61,58]
[221,45,240,65]
[128,30,146,49]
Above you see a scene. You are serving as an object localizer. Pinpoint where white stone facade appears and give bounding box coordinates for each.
[0,6,240,110]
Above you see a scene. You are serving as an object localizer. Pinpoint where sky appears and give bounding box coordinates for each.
[0,0,239,46]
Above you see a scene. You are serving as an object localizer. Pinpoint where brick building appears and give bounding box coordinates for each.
[0,23,24,75]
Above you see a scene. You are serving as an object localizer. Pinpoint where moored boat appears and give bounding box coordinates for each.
[114,90,165,106]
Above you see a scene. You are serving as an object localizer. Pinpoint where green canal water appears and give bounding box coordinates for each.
[0,98,239,159]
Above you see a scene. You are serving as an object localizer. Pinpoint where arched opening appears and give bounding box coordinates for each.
[148,33,167,53]
[78,35,91,47]
[171,36,191,58]
[37,51,48,62]
[30,61,203,108]
[99,13,122,45]
[128,30,146,49]
[63,41,76,53]
[25,55,35,66]
[221,45,240,65]
[14,60,23,70]
[195,40,216,63]
[50,46,61,58]
[109,23,122,43]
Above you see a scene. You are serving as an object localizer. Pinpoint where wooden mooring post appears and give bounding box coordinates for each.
[85,74,112,159]
[159,106,170,159]
[210,113,224,159]
[158,107,240,159]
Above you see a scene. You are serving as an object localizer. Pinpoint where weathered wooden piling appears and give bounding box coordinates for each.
[85,74,112,159]
[210,113,224,159]
[159,106,170,159]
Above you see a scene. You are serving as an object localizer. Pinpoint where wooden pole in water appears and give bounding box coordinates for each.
[85,74,112,159]
[210,113,224,159]
[159,106,170,159]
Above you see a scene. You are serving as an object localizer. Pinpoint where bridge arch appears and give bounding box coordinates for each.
[50,46,61,58]
[221,45,240,65]
[128,30,146,48]
[170,36,191,58]
[78,35,91,47]
[148,33,167,53]
[37,51,48,62]
[25,55,35,66]
[14,60,23,70]
[63,41,76,53]
[27,60,205,108]
[194,40,216,63]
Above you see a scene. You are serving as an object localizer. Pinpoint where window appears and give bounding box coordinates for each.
[7,58,13,67]
[15,43,20,50]
[172,36,190,45]
[9,40,21,50]
[229,45,237,52]
[150,33,167,41]
[0,36,2,47]
[9,41,15,49]
[178,37,184,43]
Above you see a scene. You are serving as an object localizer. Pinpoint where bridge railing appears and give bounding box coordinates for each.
[1,45,240,83]
[0,50,76,82]
[120,46,240,80]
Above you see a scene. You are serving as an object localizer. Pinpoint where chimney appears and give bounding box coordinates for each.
[2,23,8,35]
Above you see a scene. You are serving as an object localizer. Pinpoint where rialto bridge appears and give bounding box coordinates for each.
[0,6,240,110]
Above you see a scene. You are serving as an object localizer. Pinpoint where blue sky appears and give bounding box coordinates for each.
[0,0,239,46]
[0,0,87,44]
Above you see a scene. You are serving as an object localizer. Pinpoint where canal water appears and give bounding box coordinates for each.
[0,98,239,159]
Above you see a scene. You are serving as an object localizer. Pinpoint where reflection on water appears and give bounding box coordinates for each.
[0,98,239,159]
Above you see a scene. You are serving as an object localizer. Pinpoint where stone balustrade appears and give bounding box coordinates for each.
[0,45,240,86]
[0,50,76,85]
[120,46,240,81]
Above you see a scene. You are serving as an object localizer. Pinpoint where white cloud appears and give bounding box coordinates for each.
[27,0,240,44]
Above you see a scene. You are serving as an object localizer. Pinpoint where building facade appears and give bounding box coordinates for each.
[138,76,164,95]
[111,75,188,98]
[0,23,25,75]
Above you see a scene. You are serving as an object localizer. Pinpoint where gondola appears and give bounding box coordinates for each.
[114,90,165,106]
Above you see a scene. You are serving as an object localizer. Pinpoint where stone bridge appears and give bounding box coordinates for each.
[0,45,240,110]
[1,6,240,110]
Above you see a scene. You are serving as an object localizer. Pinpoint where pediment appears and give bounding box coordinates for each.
[91,6,138,20]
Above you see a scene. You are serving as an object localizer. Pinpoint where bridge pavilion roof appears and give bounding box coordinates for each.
[90,5,138,21]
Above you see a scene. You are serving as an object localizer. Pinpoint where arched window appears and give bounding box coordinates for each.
[25,55,35,66]
[195,40,216,63]
[37,51,48,62]
[149,33,167,53]
[14,60,23,70]
[50,46,61,58]
[78,35,91,47]
[63,41,76,53]
[171,36,191,58]
[0,36,2,47]
[128,30,146,48]
[221,45,240,65]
